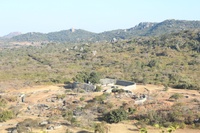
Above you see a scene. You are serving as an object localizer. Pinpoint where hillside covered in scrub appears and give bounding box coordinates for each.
[1,19,200,43]
[0,29,199,90]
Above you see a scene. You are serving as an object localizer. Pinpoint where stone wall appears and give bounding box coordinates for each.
[134,97,147,105]
[100,78,136,91]
[72,82,96,92]
[100,78,116,85]
[123,84,136,91]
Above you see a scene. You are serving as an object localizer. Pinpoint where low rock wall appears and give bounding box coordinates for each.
[72,82,96,92]
[100,78,136,91]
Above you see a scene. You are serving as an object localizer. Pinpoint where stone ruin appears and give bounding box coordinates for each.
[100,78,136,92]
[133,94,147,105]
[71,82,96,92]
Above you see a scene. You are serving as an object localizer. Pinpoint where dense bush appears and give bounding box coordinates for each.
[104,108,128,123]
[0,110,14,122]
[169,93,184,101]
[0,29,199,90]
[134,103,198,128]
[73,71,101,84]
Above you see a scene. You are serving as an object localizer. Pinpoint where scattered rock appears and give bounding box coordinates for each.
[37,104,49,110]
[53,123,62,129]
[11,129,18,133]
[80,47,84,51]
[47,125,54,130]
[111,38,117,43]
[92,50,97,56]
[46,98,51,102]
[39,121,49,126]
[73,46,78,50]
[27,106,31,110]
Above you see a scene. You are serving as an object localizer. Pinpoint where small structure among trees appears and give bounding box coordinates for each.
[100,78,136,92]
[73,71,100,84]
[71,71,100,92]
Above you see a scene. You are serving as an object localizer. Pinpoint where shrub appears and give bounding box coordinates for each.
[163,122,172,128]
[65,89,72,93]
[179,122,186,129]
[66,129,74,133]
[73,71,90,83]
[97,106,108,114]
[163,84,169,91]
[95,85,102,92]
[139,128,148,133]
[169,93,184,101]
[104,108,128,123]
[106,102,114,109]
[80,97,85,101]
[56,94,66,99]
[148,59,159,68]
[0,110,14,122]
[94,93,110,103]
[9,106,22,116]
[191,98,199,102]
[0,98,7,107]
[142,78,148,85]
[94,122,110,133]
[128,107,136,114]
[62,110,77,125]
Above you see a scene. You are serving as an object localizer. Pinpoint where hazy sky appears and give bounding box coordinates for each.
[0,0,199,36]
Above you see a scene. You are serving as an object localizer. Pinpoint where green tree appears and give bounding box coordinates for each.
[73,71,100,84]
[88,71,100,84]
[73,71,90,83]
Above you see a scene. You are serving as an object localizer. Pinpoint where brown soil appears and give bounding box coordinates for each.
[0,84,200,133]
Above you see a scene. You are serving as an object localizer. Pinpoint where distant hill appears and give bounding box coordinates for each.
[3,32,22,39]
[11,29,95,42]
[7,19,200,42]
[47,29,95,42]
[12,32,48,42]
[145,19,200,36]
[111,19,200,38]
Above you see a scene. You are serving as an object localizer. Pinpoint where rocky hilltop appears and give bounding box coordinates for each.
[1,19,200,43]
[3,32,22,38]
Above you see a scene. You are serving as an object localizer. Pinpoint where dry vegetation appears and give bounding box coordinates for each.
[0,30,200,133]
[0,84,199,133]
